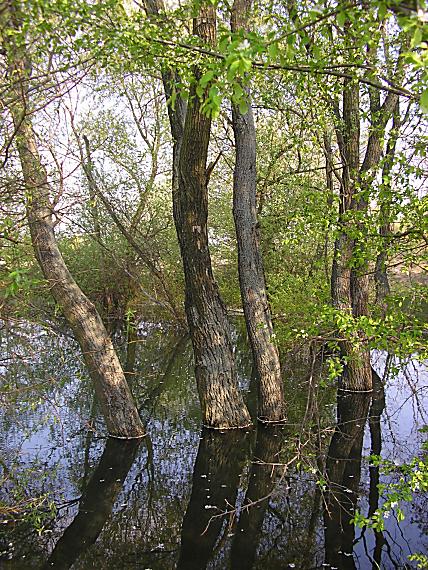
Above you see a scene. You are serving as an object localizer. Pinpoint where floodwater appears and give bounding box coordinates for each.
[0,320,427,569]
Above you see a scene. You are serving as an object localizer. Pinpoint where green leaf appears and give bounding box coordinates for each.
[240,57,252,73]
[337,11,347,28]
[227,58,241,81]
[268,42,279,60]
[238,99,248,115]
[196,84,204,99]
[200,70,214,88]
[412,27,423,48]
[420,88,428,113]
[231,83,244,103]
[378,2,387,20]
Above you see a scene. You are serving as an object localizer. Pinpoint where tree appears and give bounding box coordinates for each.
[230,0,286,422]
[330,15,408,391]
[144,0,252,429]
[1,0,145,439]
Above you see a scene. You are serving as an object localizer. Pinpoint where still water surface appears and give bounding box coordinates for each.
[0,321,427,569]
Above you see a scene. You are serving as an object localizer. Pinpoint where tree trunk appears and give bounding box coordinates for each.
[331,77,372,392]
[144,0,251,428]
[374,243,391,310]
[230,0,286,423]
[331,48,402,390]
[4,3,144,439]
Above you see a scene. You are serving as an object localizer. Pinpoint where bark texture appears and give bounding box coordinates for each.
[144,0,251,429]
[231,0,285,423]
[4,3,144,438]
[331,42,402,391]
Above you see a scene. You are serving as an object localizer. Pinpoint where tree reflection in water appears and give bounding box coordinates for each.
[2,324,427,569]
[177,429,249,570]
[177,424,288,570]
[230,425,285,570]
[43,437,140,569]
[365,368,387,569]
[324,389,371,569]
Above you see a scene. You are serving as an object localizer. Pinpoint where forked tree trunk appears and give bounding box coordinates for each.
[331,39,402,392]
[4,3,144,439]
[230,0,286,423]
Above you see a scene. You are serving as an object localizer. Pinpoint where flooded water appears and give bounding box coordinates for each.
[0,321,427,569]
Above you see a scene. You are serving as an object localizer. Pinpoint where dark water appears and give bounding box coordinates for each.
[0,321,427,569]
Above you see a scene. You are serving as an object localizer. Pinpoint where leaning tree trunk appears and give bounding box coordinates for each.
[143,0,250,429]
[230,0,286,423]
[3,4,144,439]
[332,37,402,392]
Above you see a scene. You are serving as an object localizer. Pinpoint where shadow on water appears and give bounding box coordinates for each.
[43,437,141,569]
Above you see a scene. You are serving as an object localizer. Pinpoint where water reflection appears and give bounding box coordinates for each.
[177,429,249,570]
[324,390,372,569]
[230,425,285,570]
[43,437,141,569]
[367,368,386,569]
[1,323,427,569]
